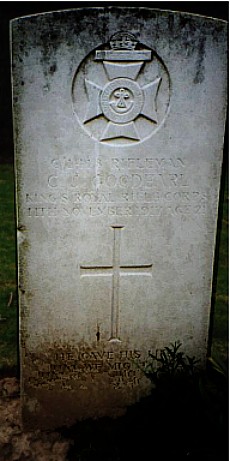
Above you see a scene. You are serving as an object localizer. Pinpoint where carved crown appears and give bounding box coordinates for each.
[110,32,138,50]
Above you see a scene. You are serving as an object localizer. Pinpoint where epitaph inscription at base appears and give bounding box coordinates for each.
[11,8,227,429]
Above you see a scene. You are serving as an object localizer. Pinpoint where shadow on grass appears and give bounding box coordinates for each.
[62,364,228,460]
[56,343,229,461]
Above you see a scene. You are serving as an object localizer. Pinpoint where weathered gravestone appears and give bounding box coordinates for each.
[11,8,227,429]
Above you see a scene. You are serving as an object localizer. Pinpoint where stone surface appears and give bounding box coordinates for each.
[11,8,227,429]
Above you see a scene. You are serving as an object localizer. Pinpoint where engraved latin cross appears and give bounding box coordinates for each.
[80,226,152,342]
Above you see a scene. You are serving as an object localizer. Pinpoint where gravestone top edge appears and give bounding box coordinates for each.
[10,6,228,25]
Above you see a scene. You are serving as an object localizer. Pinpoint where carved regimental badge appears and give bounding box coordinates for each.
[72,32,170,145]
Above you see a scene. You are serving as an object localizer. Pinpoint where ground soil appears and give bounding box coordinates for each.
[0,375,228,461]
[0,377,71,461]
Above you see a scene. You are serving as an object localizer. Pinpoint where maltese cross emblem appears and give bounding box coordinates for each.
[72,32,170,144]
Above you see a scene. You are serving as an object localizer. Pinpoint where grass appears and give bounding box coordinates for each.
[0,164,18,370]
[0,163,228,370]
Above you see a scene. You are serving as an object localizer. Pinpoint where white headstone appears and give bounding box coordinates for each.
[11,8,227,429]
